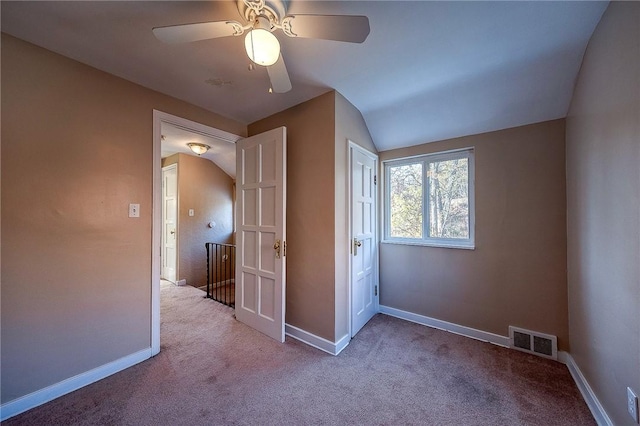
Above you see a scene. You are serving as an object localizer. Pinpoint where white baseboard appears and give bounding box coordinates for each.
[212,278,235,287]
[560,352,613,426]
[334,333,350,355]
[0,348,152,421]
[379,305,510,347]
[285,323,350,356]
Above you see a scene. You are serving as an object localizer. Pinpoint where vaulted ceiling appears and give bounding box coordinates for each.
[1,1,608,151]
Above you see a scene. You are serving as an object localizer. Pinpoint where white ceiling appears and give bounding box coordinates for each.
[1,1,608,151]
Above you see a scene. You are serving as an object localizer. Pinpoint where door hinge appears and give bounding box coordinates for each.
[283,240,286,257]
[374,175,377,185]
[374,285,378,296]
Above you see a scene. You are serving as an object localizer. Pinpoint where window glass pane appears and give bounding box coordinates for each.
[389,163,423,238]
[428,157,469,239]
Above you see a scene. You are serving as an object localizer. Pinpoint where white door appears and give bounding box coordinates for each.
[162,164,178,283]
[351,144,378,337]
[236,127,286,342]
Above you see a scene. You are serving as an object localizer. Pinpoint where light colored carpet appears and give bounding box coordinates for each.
[4,282,594,425]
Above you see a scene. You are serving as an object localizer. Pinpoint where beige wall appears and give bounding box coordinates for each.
[0,34,245,403]
[162,154,234,287]
[379,120,569,349]
[334,92,377,339]
[249,91,378,342]
[566,2,640,424]
[249,91,337,341]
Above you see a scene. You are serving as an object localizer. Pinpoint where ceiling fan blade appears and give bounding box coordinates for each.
[153,20,244,44]
[281,15,370,43]
[267,55,292,93]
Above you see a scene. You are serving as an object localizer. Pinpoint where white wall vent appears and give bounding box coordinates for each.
[508,326,557,360]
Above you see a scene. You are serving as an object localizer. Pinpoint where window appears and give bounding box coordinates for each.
[384,148,474,249]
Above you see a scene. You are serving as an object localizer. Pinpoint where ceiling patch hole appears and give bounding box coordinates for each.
[205,78,233,88]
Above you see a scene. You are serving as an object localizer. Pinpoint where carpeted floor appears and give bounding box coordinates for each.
[4,282,595,425]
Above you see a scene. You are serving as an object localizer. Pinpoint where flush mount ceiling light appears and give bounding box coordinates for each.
[245,25,280,66]
[187,143,211,156]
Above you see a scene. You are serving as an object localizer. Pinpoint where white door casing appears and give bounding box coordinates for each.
[152,110,242,356]
[235,127,287,342]
[350,143,379,337]
[161,164,178,283]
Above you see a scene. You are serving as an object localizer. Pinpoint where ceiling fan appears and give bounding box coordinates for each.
[153,0,370,93]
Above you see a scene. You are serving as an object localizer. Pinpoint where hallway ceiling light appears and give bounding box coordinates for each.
[187,142,211,156]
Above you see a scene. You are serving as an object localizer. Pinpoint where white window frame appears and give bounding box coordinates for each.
[382,148,475,249]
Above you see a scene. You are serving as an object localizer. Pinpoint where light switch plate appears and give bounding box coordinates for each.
[129,203,140,218]
[188,209,194,217]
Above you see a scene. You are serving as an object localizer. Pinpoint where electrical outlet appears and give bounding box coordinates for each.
[629,387,639,423]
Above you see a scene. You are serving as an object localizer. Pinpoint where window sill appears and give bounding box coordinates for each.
[381,239,475,250]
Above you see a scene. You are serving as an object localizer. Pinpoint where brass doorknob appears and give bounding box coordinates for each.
[353,238,362,256]
[274,239,281,259]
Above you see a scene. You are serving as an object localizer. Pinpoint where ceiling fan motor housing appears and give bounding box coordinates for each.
[238,0,288,27]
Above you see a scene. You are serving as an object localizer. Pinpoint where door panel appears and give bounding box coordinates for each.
[261,187,276,226]
[259,277,275,320]
[351,145,378,337]
[236,127,286,342]
[243,189,257,225]
[242,272,257,313]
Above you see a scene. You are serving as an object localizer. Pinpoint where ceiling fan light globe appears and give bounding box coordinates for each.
[245,29,280,66]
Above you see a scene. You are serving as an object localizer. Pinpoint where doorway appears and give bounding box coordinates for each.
[152,110,242,355]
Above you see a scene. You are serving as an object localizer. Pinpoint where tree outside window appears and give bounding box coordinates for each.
[385,149,474,249]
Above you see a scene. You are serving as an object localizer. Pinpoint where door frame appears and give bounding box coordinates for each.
[161,163,178,282]
[152,110,241,355]
[347,141,380,339]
